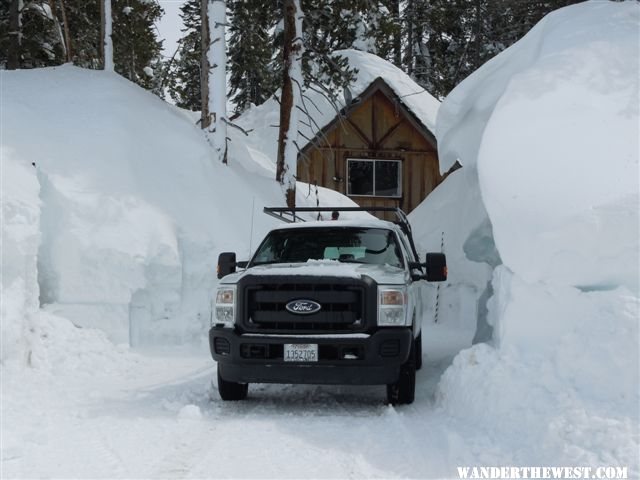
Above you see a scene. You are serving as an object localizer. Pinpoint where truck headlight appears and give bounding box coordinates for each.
[378,286,408,326]
[214,285,237,326]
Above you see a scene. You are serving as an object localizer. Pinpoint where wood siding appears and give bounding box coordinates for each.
[298,89,441,220]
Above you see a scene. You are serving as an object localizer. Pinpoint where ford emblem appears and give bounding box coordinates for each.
[285,299,321,315]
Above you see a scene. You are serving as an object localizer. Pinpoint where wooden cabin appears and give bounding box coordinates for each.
[297,77,442,220]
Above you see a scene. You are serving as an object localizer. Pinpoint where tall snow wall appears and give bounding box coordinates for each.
[433,0,639,472]
[1,66,286,347]
[1,150,41,366]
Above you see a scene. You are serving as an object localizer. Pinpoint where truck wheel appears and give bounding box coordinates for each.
[415,332,423,371]
[386,339,416,405]
[217,365,248,401]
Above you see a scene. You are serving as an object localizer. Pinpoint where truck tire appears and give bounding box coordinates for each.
[386,339,416,405]
[217,365,248,401]
[415,332,423,371]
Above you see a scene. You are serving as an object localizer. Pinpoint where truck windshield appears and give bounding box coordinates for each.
[251,227,403,268]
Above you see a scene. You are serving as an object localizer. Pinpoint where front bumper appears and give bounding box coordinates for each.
[209,327,412,385]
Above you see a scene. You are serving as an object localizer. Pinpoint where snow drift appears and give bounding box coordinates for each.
[1,149,41,366]
[1,63,370,356]
[1,66,289,348]
[437,0,639,292]
[431,0,639,473]
[409,167,498,346]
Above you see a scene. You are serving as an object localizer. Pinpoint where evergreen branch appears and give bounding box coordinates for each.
[159,40,183,91]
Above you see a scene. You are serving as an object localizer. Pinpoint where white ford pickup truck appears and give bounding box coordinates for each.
[210,207,447,405]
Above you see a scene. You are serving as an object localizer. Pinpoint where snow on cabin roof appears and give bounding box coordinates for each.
[297,50,440,147]
[231,49,441,172]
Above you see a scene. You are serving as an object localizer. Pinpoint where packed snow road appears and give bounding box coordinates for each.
[2,322,489,479]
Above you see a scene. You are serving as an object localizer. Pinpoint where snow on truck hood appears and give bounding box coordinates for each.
[220,260,408,285]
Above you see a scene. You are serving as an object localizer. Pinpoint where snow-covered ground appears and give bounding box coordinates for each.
[1,1,638,478]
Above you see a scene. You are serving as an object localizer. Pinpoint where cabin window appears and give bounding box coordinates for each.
[346,158,402,198]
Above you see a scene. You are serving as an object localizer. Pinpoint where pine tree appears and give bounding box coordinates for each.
[401,0,584,99]
[63,0,102,69]
[270,0,386,110]
[1,0,65,69]
[364,0,400,62]
[227,0,277,114]
[111,0,164,93]
[167,0,201,110]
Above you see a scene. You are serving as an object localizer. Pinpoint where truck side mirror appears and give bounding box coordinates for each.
[425,253,447,282]
[217,252,237,279]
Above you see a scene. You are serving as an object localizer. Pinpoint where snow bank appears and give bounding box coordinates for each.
[36,171,181,343]
[409,168,496,344]
[437,0,639,291]
[438,271,639,468]
[1,151,129,372]
[433,1,639,472]
[2,63,370,351]
[1,150,41,366]
[1,65,288,347]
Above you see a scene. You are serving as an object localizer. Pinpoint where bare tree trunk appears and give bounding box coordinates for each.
[208,0,228,163]
[7,0,20,70]
[275,0,293,184]
[391,0,402,68]
[58,0,72,62]
[200,0,210,129]
[473,0,483,70]
[100,0,104,67]
[405,0,414,75]
[102,0,114,71]
[275,0,300,209]
[48,0,67,62]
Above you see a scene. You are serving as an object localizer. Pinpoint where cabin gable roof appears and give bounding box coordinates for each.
[299,77,437,157]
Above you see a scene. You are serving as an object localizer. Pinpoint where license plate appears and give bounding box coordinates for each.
[284,344,318,362]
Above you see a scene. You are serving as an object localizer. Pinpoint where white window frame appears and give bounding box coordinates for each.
[346,158,402,198]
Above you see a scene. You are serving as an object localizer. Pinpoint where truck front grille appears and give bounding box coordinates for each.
[241,279,370,334]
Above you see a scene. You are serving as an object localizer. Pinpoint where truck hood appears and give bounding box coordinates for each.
[220,260,408,285]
